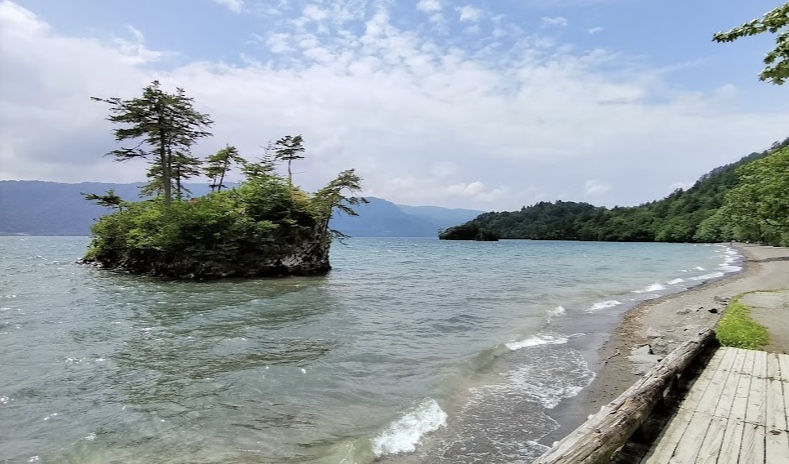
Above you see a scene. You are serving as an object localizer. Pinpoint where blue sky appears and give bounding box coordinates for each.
[1,0,788,209]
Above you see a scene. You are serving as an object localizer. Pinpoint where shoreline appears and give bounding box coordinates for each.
[541,243,789,446]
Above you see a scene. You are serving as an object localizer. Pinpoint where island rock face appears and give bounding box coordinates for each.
[80,226,332,280]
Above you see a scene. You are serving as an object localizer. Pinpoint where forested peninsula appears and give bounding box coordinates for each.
[80,81,367,280]
[440,139,789,246]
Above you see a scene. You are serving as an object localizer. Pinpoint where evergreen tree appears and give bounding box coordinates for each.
[272,135,305,184]
[92,81,213,205]
[205,145,245,192]
[81,189,126,211]
[141,150,203,200]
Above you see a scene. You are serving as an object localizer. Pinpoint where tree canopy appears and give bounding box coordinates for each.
[713,3,789,84]
[92,81,213,205]
[720,146,789,245]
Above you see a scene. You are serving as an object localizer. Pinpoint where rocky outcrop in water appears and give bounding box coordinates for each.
[80,227,332,280]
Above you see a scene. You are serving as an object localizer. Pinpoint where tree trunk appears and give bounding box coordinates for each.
[157,104,172,206]
[218,158,228,192]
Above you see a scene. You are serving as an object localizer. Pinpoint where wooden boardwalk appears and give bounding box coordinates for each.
[641,347,789,464]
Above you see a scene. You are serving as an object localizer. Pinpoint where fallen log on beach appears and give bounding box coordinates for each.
[533,328,716,464]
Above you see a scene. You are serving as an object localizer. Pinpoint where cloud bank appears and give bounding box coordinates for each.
[1,0,788,210]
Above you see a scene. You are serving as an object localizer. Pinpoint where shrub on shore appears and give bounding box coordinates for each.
[715,294,769,349]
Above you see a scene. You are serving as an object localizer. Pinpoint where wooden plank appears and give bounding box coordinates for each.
[746,351,768,426]
[640,407,697,464]
[716,418,745,464]
[767,353,787,432]
[766,353,789,462]
[779,354,789,433]
[679,347,729,410]
[731,350,756,423]
[667,411,718,464]
[778,353,789,383]
[713,348,746,419]
[691,347,738,416]
[738,423,765,463]
[765,428,789,464]
[694,415,729,464]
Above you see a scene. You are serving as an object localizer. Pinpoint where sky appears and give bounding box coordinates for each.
[1,0,788,210]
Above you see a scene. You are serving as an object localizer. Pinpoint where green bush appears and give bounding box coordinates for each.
[84,176,327,279]
[716,295,769,349]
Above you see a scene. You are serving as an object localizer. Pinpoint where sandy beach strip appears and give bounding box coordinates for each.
[582,243,789,414]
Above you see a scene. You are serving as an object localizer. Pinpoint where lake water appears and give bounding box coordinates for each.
[0,236,741,463]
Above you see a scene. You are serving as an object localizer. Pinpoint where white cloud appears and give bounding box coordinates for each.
[456,5,482,23]
[266,32,293,53]
[302,4,329,22]
[2,1,789,211]
[126,25,144,43]
[541,16,568,27]
[447,181,486,197]
[417,0,441,13]
[588,26,604,34]
[212,0,244,14]
[584,180,611,196]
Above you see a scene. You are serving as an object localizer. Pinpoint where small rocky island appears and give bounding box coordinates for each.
[80,81,366,280]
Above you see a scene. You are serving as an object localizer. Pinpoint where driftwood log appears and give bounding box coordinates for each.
[533,328,716,464]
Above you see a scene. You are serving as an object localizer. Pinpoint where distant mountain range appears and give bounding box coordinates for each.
[0,181,483,237]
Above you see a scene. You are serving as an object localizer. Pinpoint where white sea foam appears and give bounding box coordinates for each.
[633,283,666,294]
[690,272,725,281]
[720,265,743,273]
[506,333,569,351]
[586,300,621,312]
[695,266,705,271]
[546,306,566,323]
[372,399,448,457]
[667,278,685,285]
[508,350,596,409]
[717,247,742,273]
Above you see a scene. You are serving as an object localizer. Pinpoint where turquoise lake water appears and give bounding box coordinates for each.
[0,236,741,463]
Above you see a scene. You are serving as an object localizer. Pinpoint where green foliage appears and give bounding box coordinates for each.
[440,139,789,245]
[716,295,769,349]
[81,189,127,211]
[311,169,369,239]
[92,81,213,205]
[141,150,203,200]
[205,145,245,192]
[272,135,305,184]
[241,148,276,181]
[439,222,499,241]
[713,3,789,84]
[720,146,789,246]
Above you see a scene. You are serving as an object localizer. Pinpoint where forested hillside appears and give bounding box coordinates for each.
[441,138,789,246]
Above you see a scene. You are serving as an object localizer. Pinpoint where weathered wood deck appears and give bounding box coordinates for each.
[641,347,789,464]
